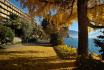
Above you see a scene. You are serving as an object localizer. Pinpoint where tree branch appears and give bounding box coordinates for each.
[67,0,75,18]
[88,22,104,28]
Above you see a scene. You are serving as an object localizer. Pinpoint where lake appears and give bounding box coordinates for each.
[64,38,101,54]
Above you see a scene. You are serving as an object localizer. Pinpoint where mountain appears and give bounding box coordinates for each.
[89,29,103,38]
[68,29,103,38]
[68,30,78,38]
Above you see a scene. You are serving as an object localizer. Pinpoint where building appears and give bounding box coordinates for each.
[0,0,49,40]
[0,0,31,22]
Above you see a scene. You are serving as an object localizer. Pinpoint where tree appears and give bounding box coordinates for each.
[17,0,74,45]
[94,31,104,60]
[0,25,14,45]
[4,13,22,37]
[4,13,33,42]
[16,0,104,58]
[42,18,64,46]
[77,0,104,58]
[77,0,89,58]
[21,21,33,42]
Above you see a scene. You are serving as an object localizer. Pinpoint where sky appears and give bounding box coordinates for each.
[69,21,78,31]
[10,0,28,13]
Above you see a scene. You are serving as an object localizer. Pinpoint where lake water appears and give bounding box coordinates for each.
[64,38,101,54]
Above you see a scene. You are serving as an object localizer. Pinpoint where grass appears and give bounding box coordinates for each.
[0,44,77,70]
[0,44,57,59]
[0,44,102,70]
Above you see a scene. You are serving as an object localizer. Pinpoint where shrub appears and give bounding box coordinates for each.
[54,45,77,59]
[3,13,35,43]
[21,21,33,42]
[27,37,37,43]
[77,57,104,70]
[41,19,48,29]
[0,25,14,45]
[4,13,22,37]
[41,19,66,46]
[50,33,62,46]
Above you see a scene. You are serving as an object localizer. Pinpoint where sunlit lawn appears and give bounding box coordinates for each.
[0,44,57,59]
[0,44,76,70]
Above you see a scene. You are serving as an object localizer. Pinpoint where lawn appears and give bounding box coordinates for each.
[0,44,76,70]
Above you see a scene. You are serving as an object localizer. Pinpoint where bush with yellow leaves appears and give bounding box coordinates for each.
[54,45,77,59]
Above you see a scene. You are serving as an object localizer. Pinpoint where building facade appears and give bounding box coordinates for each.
[0,0,49,40]
[0,0,31,22]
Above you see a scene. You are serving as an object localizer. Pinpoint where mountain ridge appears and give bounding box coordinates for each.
[68,30,102,38]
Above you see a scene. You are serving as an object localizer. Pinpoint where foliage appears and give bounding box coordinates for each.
[4,13,22,37]
[77,57,104,70]
[42,19,61,45]
[4,13,34,42]
[16,0,104,60]
[17,0,74,17]
[41,19,48,29]
[17,0,104,28]
[42,18,68,46]
[17,0,76,34]
[54,45,77,59]
[21,21,33,42]
[27,37,37,43]
[5,13,21,29]
[94,31,104,60]
[41,18,58,34]
[0,25,15,45]
[88,0,104,26]
[9,13,19,20]
[50,33,62,46]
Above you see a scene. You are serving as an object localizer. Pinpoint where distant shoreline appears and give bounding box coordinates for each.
[64,38,101,54]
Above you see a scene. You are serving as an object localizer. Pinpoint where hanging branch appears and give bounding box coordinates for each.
[88,0,104,28]
[88,19,104,28]
[66,0,75,19]
[88,22,104,28]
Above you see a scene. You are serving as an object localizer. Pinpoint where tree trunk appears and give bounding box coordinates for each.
[77,0,89,58]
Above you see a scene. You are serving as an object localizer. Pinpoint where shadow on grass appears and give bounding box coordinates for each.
[77,58,104,70]
[0,51,45,55]
[54,47,76,60]
[0,45,6,49]
[22,42,51,47]
[0,56,76,70]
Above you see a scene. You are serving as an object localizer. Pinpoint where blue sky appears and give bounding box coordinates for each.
[10,0,28,13]
[69,21,78,31]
